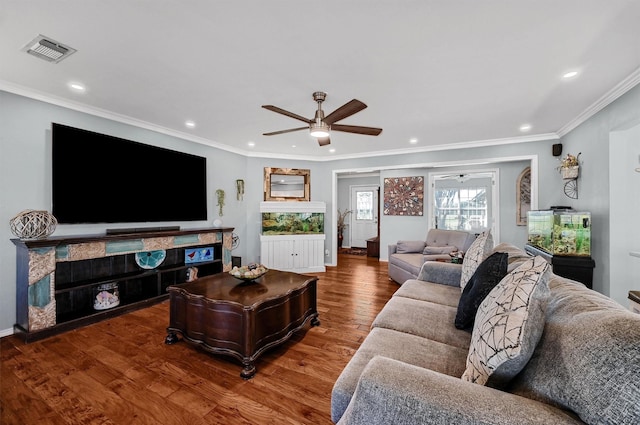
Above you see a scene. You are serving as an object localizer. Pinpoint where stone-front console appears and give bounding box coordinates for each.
[12,227,234,342]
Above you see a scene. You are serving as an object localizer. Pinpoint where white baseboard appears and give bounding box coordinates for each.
[0,327,14,338]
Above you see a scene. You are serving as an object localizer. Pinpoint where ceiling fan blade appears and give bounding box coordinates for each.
[262,105,311,124]
[331,124,382,136]
[323,99,367,125]
[263,126,308,136]
[317,136,331,146]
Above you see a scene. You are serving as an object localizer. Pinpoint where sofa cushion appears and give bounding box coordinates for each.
[455,251,509,330]
[417,261,463,287]
[425,228,476,252]
[395,240,426,253]
[462,256,550,387]
[492,242,531,272]
[423,245,457,255]
[372,296,472,349]
[389,253,424,278]
[330,327,468,423]
[460,230,494,291]
[507,275,640,425]
[393,279,462,308]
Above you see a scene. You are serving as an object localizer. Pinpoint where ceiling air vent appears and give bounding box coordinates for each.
[22,35,76,63]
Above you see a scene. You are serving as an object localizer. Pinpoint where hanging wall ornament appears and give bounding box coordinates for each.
[215,189,225,216]
[236,179,245,201]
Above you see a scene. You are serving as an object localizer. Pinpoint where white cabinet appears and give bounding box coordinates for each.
[260,234,326,273]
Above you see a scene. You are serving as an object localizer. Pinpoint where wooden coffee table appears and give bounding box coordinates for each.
[165,269,319,379]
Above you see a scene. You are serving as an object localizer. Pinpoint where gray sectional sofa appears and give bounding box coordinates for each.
[388,228,476,284]
[332,242,640,425]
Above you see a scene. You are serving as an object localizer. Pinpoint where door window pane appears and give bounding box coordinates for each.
[356,191,373,220]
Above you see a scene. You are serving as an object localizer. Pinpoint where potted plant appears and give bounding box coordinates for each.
[557,152,581,179]
[337,209,352,248]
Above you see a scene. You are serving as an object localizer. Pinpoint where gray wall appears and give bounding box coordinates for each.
[555,84,640,300]
[2,83,639,333]
[610,123,640,306]
[0,91,247,333]
[337,174,380,247]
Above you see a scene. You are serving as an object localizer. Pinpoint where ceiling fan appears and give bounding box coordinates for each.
[439,174,473,183]
[262,91,382,146]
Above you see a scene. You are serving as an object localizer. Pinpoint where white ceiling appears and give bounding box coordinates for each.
[1,1,639,160]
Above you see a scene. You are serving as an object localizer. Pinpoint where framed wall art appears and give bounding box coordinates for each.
[383,176,424,216]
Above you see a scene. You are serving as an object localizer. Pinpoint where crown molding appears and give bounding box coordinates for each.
[557,66,640,137]
[0,80,560,162]
[314,133,559,162]
[0,80,249,156]
[6,69,638,162]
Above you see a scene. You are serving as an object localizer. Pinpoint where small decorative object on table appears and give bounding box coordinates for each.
[9,209,57,240]
[450,250,465,264]
[229,263,268,281]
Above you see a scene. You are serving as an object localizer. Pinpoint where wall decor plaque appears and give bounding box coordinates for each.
[383,176,424,216]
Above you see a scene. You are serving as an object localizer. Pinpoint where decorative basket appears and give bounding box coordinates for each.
[9,210,57,240]
[561,166,579,179]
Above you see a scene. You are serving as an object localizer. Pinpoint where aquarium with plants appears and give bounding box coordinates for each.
[261,212,324,235]
[527,210,591,256]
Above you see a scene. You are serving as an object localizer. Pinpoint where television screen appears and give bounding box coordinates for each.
[52,123,207,224]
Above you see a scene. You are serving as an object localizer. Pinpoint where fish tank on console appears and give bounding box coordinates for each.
[261,212,324,235]
[527,209,591,256]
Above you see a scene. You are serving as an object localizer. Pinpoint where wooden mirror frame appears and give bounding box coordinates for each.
[264,167,310,201]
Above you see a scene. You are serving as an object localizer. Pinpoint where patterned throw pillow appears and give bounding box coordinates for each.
[460,231,493,291]
[455,251,509,330]
[461,255,551,387]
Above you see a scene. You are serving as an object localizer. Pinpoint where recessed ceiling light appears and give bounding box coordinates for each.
[409,138,418,144]
[329,148,336,153]
[68,82,85,92]
[185,120,196,128]
[563,71,579,79]
[519,124,532,132]
[247,141,255,147]
[292,145,296,148]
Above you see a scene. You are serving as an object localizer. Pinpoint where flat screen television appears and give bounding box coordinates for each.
[52,123,208,224]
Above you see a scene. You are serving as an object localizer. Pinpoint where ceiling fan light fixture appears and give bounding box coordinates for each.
[310,123,330,138]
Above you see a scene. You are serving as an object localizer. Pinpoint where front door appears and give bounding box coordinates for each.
[350,185,379,248]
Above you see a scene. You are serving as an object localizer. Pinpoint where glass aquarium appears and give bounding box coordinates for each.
[527,210,591,256]
[261,212,324,235]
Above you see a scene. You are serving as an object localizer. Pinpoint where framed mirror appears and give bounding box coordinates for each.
[264,167,310,201]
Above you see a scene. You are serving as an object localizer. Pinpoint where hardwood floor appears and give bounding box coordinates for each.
[1,254,397,425]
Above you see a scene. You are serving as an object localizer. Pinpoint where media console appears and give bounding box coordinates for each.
[12,227,234,342]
